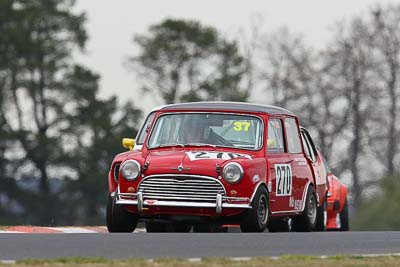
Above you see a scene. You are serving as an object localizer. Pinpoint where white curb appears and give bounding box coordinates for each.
[47,227,98,233]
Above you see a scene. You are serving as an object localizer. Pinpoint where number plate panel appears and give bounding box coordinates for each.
[275,164,293,196]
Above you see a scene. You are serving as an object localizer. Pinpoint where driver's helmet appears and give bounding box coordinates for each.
[183,115,211,143]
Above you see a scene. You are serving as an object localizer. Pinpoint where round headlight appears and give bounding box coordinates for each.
[222,162,244,184]
[120,160,141,181]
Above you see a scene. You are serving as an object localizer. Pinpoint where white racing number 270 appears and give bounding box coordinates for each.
[275,164,292,196]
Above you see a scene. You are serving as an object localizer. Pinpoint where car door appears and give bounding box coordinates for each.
[266,117,295,213]
[300,127,328,204]
[283,117,312,212]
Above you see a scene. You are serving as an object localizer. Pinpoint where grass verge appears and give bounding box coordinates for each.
[4,255,400,267]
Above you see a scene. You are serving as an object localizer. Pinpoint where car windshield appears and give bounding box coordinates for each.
[147,113,263,150]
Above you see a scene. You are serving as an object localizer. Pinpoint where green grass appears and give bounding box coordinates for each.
[6,255,400,267]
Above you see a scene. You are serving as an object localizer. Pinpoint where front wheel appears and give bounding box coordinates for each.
[339,198,349,231]
[293,186,317,232]
[106,194,139,233]
[240,186,269,232]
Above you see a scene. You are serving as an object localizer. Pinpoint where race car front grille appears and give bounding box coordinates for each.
[138,175,226,202]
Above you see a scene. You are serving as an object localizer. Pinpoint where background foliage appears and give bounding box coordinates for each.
[0,0,399,228]
[0,0,141,225]
[352,174,400,230]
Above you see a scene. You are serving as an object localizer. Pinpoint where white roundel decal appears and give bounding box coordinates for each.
[275,164,292,196]
[186,151,252,161]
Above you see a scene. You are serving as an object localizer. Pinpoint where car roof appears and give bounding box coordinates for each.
[152,102,293,115]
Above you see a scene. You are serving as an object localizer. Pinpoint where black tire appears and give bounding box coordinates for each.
[145,222,192,232]
[315,195,327,231]
[293,186,317,232]
[145,222,167,232]
[240,186,269,232]
[106,194,139,233]
[268,218,292,232]
[339,198,349,231]
[193,224,227,233]
[170,223,192,232]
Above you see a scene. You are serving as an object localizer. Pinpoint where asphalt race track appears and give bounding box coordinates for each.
[1,232,400,260]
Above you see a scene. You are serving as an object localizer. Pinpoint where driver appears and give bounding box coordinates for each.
[182,117,232,146]
[184,121,211,144]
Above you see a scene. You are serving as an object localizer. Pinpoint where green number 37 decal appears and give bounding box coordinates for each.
[233,121,251,131]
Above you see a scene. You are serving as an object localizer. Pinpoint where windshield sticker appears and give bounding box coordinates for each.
[187,151,252,161]
[233,121,251,132]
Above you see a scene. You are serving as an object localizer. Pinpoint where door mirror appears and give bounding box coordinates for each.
[122,138,135,151]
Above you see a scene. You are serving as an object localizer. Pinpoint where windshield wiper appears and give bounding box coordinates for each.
[152,143,185,149]
[183,143,217,148]
[152,143,218,149]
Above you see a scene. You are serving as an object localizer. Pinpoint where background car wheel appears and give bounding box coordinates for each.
[293,186,317,232]
[106,194,139,233]
[170,223,192,232]
[315,195,327,231]
[193,224,227,232]
[340,198,349,231]
[240,186,269,232]
[268,218,292,232]
[145,222,167,232]
[145,222,192,232]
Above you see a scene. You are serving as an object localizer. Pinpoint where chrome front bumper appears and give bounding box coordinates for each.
[113,190,252,214]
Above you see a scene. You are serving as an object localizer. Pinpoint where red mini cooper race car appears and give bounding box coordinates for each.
[107,102,329,232]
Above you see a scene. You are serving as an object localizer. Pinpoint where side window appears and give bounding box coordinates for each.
[301,133,312,159]
[301,131,316,161]
[320,153,331,174]
[136,112,156,145]
[302,129,318,162]
[285,118,302,153]
[267,119,285,153]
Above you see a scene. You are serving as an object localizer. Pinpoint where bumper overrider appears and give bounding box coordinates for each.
[113,174,252,214]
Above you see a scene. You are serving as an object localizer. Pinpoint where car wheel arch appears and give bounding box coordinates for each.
[299,182,317,212]
[250,182,268,203]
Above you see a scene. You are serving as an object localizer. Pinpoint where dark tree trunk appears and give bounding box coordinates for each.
[349,79,363,210]
[386,67,398,176]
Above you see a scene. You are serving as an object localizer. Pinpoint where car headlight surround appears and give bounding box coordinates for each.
[222,162,244,184]
[120,160,141,181]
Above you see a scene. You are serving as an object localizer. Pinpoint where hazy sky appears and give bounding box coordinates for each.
[75,0,398,113]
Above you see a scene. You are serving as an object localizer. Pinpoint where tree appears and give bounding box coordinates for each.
[130,18,249,104]
[254,23,381,209]
[325,7,400,208]
[367,5,400,176]
[0,0,117,225]
[59,66,142,225]
[0,1,143,225]
[0,0,88,224]
[325,19,380,209]
[256,28,349,160]
[258,28,313,108]
[192,39,249,102]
